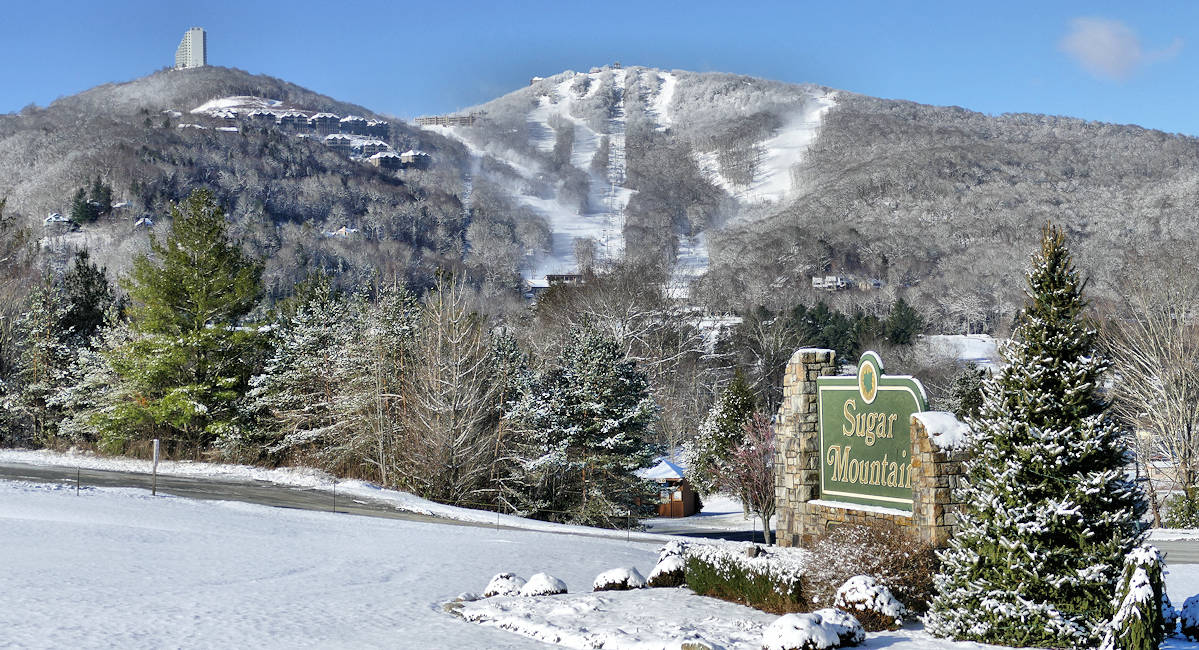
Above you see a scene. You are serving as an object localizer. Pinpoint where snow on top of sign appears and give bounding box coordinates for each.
[636,457,685,481]
[913,411,971,452]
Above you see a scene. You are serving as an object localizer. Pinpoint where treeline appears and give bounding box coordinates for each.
[0,190,946,526]
[0,190,660,526]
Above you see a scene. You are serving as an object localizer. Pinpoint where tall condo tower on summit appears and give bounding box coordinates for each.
[174,27,206,69]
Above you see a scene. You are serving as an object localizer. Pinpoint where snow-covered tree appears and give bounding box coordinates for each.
[330,282,419,484]
[396,279,504,505]
[246,279,351,462]
[503,326,657,527]
[683,371,756,495]
[926,225,1145,647]
[14,285,74,446]
[1100,544,1170,650]
[711,412,777,544]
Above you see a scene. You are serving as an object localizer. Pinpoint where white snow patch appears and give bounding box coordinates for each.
[484,572,527,597]
[650,71,677,131]
[924,334,1002,370]
[807,499,913,519]
[636,457,686,481]
[695,91,837,206]
[191,95,282,115]
[762,612,842,650]
[913,411,972,452]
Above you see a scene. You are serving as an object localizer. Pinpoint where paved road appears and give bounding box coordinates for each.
[4,461,1197,560]
[0,461,484,527]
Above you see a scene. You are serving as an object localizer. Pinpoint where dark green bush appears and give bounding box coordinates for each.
[684,554,807,614]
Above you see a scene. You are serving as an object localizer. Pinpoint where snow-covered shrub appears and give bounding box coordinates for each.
[593,567,647,591]
[682,541,808,612]
[1164,492,1199,529]
[811,608,865,646]
[658,539,687,563]
[483,572,526,597]
[1163,592,1178,638]
[833,575,906,631]
[519,573,567,596]
[647,555,686,588]
[1100,543,1171,649]
[762,611,862,650]
[1180,595,1199,641]
[804,524,936,613]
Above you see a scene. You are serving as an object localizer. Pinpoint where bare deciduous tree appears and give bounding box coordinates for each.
[1104,273,1199,527]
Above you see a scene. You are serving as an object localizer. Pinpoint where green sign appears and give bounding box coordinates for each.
[817,352,927,512]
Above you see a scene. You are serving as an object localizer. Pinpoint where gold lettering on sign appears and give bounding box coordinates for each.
[825,444,914,488]
[840,399,897,447]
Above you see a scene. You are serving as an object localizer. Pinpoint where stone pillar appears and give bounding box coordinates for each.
[774,348,836,548]
[910,416,965,546]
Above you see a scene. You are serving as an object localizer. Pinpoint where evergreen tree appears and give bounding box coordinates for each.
[884,297,923,345]
[89,177,113,218]
[247,277,350,462]
[331,281,420,483]
[59,250,115,346]
[947,365,986,420]
[69,188,95,224]
[926,226,1144,647]
[100,188,264,453]
[503,326,658,527]
[682,371,757,494]
[15,285,74,446]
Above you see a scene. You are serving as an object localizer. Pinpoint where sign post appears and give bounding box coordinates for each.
[152,438,160,496]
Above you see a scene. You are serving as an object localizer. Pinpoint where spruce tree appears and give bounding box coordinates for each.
[503,326,657,527]
[247,277,350,461]
[926,226,1144,647]
[683,371,757,494]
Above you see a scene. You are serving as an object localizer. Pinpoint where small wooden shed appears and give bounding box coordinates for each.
[637,458,699,518]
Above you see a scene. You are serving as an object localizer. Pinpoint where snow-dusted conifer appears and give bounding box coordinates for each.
[247,278,350,460]
[925,225,1144,647]
[1100,544,1169,650]
[331,281,419,485]
[15,284,74,446]
[503,326,657,527]
[682,371,755,495]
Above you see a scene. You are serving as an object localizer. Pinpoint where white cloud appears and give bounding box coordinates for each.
[1060,17,1182,81]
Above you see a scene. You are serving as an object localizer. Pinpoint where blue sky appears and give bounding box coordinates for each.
[2,1,1196,134]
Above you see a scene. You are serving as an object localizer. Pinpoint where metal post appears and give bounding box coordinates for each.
[332,480,337,513]
[76,466,80,496]
[152,439,160,496]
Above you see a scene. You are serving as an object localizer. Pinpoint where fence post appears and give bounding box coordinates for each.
[151,439,160,496]
[332,480,337,513]
[76,466,80,496]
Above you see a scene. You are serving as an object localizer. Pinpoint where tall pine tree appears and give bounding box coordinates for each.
[926,225,1144,647]
[101,188,263,454]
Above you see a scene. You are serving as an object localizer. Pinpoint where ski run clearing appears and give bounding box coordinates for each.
[4,456,1199,648]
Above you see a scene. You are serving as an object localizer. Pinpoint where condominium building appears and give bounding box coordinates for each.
[174,27,207,69]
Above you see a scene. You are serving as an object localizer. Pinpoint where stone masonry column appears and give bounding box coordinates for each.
[774,348,836,547]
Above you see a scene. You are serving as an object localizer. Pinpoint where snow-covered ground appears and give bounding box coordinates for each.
[0,448,673,543]
[6,480,1198,649]
[923,334,1002,370]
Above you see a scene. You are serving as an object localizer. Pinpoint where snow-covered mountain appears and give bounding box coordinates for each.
[418,65,837,284]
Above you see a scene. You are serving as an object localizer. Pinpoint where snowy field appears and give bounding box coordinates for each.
[4,479,1199,649]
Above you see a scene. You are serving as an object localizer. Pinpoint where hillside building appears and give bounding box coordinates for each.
[174,27,207,69]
